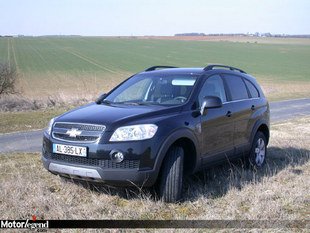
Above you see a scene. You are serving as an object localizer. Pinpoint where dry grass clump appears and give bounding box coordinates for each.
[0,94,95,112]
[0,118,309,222]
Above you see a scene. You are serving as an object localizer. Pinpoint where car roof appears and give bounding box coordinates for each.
[139,67,255,79]
[139,67,205,75]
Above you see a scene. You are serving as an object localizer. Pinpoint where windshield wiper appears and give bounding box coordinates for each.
[122,101,142,106]
[100,99,112,105]
[121,101,160,106]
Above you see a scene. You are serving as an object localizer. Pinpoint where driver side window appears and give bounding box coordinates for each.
[199,75,227,104]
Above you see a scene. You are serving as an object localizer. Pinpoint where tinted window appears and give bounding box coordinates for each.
[114,78,152,102]
[244,79,259,98]
[105,74,198,105]
[223,75,249,101]
[199,75,227,103]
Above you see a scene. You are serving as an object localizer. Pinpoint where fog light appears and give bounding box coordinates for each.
[110,151,124,163]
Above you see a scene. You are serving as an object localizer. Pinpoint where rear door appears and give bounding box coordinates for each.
[222,74,252,152]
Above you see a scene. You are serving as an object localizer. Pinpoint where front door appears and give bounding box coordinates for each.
[199,75,234,164]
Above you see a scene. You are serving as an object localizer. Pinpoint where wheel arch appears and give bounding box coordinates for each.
[153,128,199,181]
[171,137,197,175]
[250,120,270,145]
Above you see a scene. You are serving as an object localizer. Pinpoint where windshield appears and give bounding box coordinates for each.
[104,73,198,105]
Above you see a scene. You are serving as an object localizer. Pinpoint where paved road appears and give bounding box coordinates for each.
[0,98,309,153]
[0,129,44,153]
[269,98,310,122]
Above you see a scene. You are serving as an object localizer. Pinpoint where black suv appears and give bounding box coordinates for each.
[42,65,270,202]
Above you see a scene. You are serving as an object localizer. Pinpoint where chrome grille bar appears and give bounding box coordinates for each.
[52,122,106,143]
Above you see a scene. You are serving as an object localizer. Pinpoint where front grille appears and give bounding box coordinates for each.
[54,123,105,131]
[52,122,106,143]
[53,133,98,142]
[44,153,140,169]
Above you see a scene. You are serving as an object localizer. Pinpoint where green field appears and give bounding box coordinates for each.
[0,36,309,100]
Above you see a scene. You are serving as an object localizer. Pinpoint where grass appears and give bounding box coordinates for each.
[0,36,309,101]
[0,117,309,223]
[0,108,66,134]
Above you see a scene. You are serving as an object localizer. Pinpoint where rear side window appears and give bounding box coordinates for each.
[244,79,259,98]
[223,75,249,101]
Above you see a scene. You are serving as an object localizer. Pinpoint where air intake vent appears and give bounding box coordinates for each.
[44,153,140,169]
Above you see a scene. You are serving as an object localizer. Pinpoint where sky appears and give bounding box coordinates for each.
[0,0,309,36]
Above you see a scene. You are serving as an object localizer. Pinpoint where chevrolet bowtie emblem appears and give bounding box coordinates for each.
[66,128,82,138]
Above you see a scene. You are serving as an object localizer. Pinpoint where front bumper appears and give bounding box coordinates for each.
[42,133,160,187]
[42,156,157,186]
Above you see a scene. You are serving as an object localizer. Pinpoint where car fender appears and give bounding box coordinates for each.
[149,128,200,183]
[250,119,270,145]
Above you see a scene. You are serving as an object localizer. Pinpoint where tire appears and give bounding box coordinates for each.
[158,146,184,203]
[248,131,267,169]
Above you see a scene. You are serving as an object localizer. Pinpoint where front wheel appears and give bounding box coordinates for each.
[249,131,267,169]
[158,146,184,203]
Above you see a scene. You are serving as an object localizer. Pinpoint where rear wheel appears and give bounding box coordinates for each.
[249,131,267,168]
[158,146,184,203]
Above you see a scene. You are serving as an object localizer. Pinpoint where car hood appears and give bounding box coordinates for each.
[56,102,181,131]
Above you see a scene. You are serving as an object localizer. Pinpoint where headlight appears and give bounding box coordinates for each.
[110,124,158,142]
[46,118,55,135]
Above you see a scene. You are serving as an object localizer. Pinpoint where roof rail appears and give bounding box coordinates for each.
[203,64,246,74]
[145,66,178,72]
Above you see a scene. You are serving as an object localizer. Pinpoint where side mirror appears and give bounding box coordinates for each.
[200,96,222,115]
[95,93,106,104]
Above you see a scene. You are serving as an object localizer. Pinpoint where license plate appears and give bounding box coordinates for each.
[53,144,87,157]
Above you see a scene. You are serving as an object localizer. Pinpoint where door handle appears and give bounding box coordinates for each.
[251,105,255,110]
[226,111,232,117]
